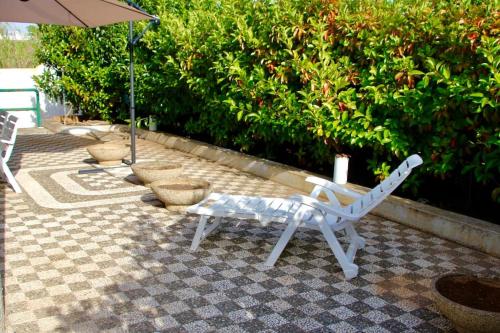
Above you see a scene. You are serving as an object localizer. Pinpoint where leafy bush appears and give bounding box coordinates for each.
[34,0,499,220]
[35,24,130,120]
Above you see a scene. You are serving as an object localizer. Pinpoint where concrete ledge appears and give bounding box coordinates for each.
[44,121,500,258]
[375,195,500,257]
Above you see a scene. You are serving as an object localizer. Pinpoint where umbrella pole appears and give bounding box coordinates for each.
[126,11,158,165]
[129,20,136,164]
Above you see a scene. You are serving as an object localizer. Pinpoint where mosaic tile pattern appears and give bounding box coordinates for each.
[71,172,135,190]
[1,130,499,333]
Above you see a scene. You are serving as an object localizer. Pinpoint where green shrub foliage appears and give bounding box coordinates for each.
[35,0,499,214]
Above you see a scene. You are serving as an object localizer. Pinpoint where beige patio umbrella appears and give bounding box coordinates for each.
[0,0,154,27]
[0,0,158,164]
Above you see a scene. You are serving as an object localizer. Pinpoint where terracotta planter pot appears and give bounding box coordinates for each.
[431,273,500,333]
[131,161,183,186]
[150,177,211,211]
[87,143,129,166]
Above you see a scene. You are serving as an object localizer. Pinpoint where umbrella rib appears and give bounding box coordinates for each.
[102,0,153,16]
[54,0,89,27]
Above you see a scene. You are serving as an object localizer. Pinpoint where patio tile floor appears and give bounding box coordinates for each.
[1,130,499,332]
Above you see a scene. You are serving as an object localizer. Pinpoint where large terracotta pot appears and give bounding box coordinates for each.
[86,143,129,166]
[431,273,500,333]
[150,177,211,211]
[131,161,183,186]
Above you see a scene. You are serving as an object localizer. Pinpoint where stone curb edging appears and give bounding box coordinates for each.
[43,120,500,258]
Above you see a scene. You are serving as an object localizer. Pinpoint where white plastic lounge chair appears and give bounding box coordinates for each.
[0,113,21,193]
[188,154,423,279]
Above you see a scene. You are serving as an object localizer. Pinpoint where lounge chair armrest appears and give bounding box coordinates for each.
[288,194,354,220]
[0,138,14,145]
[306,176,363,199]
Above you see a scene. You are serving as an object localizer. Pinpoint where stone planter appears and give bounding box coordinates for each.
[131,161,183,186]
[93,132,129,142]
[431,273,500,333]
[150,177,211,211]
[87,143,129,166]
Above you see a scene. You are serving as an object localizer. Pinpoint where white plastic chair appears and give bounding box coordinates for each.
[188,154,423,279]
[0,113,21,193]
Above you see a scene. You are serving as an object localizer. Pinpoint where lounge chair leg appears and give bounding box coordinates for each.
[318,219,359,279]
[346,224,365,249]
[202,216,222,239]
[0,163,5,181]
[265,214,301,267]
[1,161,21,193]
[190,215,208,251]
[346,241,358,263]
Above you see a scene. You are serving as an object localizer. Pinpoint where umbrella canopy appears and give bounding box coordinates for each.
[0,0,154,27]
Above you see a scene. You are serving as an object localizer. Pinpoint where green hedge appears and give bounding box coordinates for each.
[35,0,499,219]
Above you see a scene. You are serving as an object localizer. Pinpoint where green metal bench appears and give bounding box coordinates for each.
[0,88,42,127]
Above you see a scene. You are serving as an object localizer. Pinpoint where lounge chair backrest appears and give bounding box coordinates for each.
[0,111,7,136]
[347,154,423,217]
[1,114,19,160]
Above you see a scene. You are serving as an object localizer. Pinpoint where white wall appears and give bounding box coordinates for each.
[0,66,64,128]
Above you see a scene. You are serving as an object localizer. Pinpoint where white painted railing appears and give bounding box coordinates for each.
[0,65,64,128]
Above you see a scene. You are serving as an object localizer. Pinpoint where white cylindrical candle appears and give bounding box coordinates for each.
[333,154,349,184]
